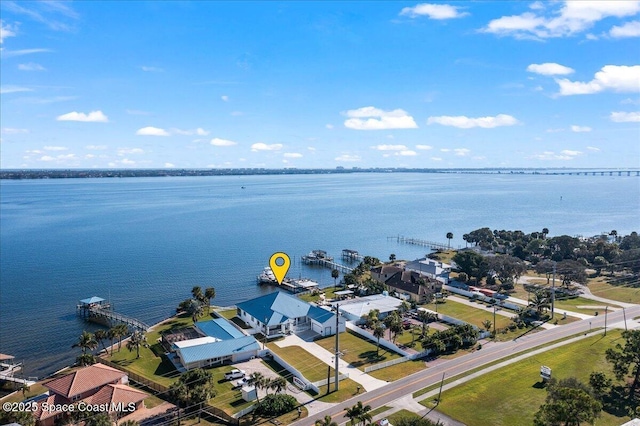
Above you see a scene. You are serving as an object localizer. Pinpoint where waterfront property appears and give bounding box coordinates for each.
[405,257,452,284]
[385,270,443,304]
[33,364,148,426]
[236,291,345,338]
[163,318,261,371]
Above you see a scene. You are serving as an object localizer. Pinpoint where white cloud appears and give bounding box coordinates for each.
[396,150,418,156]
[372,144,408,151]
[18,62,46,71]
[251,143,283,151]
[165,162,175,168]
[117,148,144,156]
[561,149,582,156]
[2,128,28,134]
[571,125,592,132]
[610,111,640,122]
[556,65,640,95]
[86,145,108,150]
[621,98,640,105]
[283,152,303,158]
[44,146,68,151]
[0,21,16,43]
[344,106,418,130]
[39,155,55,162]
[172,127,210,136]
[335,154,361,162]
[483,1,640,39]
[85,154,95,159]
[587,146,601,151]
[136,126,169,136]
[210,138,238,146]
[121,158,136,165]
[546,128,565,133]
[454,148,471,156]
[415,144,433,150]
[221,95,229,102]
[39,153,76,162]
[57,110,109,122]
[308,147,316,151]
[610,20,640,38]
[430,157,443,161]
[440,148,451,152]
[427,114,519,128]
[1,48,52,58]
[1,85,33,94]
[527,63,575,76]
[325,124,334,129]
[399,3,468,19]
[140,66,163,72]
[531,151,575,160]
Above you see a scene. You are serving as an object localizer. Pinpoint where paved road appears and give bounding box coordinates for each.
[291,305,640,426]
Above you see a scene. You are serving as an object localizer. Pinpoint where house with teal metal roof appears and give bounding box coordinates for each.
[236,291,344,338]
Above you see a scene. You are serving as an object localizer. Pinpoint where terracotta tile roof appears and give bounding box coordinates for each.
[44,364,126,399]
[83,384,148,408]
[34,393,68,421]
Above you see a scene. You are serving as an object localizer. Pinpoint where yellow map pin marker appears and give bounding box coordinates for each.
[269,252,291,285]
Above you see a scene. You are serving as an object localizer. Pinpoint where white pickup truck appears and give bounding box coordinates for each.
[224,369,246,380]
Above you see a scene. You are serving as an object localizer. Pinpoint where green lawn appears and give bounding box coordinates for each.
[215,309,237,320]
[387,410,422,424]
[315,330,404,368]
[368,359,427,382]
[422,330,633,426]
[298,287,342,303]
[369,405,392,417]
[267,344,336,382]
[431,299,513,330]
[553,296,621,315]
[588,275,640,305]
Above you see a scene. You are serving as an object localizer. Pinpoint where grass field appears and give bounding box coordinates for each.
[298,287,341,303]
[215,309,237,320]
[588,275,640,305]
[315,330,404,369]
[433,299,513,330]
[422,330,633,426]
[368,359,427,382]
[387,409,422,424]
[553,296,621,315]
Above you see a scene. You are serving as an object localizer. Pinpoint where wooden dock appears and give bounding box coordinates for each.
[77,296,150,331]
[301,256,354,273]
[342,249,363,262]
[388,235,452,250]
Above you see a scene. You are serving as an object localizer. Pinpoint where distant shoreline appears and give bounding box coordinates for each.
[2,167,639,180]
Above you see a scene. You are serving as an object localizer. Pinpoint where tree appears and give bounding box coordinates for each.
[556,259,588,287]
[331,269,340,290]
[535,260,556,284]
[315,415,338,426]
[606,329,640,397]
[389,253,396,262]
[530,291,550,316]
[452,251,486,283]
[446,232,453,249]
[373,323,385,357]
[120,421,140,426]
[191,286,204,303]
[534,386,601,426]
[72,331,98,355]
[487,255,527,290]
[269,376,287,394]
[384,311,402,344]
[84,413,112,426]
[247,372,268,402]
[363,309,380,329]
[482,320,492,332]
[542,228,549,239]
[394,416,443,426]
[344,401,371,426]
[94,329,109,354]
[126,330,147,359]
[111,323,129,352]
[465,227,494,249]
[204,287,216,315]
[589,371,612,400]
[169,368,215,411]
[254,394,297,417]
[76,353,96,366]
[417,310,435,336]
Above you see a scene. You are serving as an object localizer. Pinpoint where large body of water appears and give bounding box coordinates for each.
[1,173,639,378]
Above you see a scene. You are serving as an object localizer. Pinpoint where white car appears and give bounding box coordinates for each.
[234,377,249,388]
[224,369,246,380]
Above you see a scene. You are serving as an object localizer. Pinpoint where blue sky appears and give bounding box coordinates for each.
[1,1,639,169]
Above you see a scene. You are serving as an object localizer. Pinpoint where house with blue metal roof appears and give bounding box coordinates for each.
[170,318,260,371]
[236,291,344,338]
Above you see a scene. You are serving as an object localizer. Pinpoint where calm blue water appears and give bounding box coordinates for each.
[1,173,639,377]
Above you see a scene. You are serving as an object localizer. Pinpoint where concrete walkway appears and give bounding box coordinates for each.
[275,334,388,392]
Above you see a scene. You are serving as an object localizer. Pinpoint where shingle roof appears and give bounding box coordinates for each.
[83,383,148,408]
[44,363,126,399]
[196,318,244,340]
[178,335,261,364]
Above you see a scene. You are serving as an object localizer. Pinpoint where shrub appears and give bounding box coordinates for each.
[254,394,297,417]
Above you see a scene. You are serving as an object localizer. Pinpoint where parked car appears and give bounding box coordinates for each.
[234,377,249,388]
[402,319,412,329]
[224,369,246,380]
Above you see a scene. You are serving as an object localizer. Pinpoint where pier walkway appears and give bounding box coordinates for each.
[77,296,150,331]
[388,235,453,250]
[301,256,354,273]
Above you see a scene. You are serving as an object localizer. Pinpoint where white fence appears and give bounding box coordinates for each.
[444,284,522,311]
[311,373,349,388]
[345,322,412,357]
[262,349,320,394]
[232,404,256,419]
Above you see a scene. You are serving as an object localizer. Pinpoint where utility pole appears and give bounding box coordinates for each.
[623,307,628,331]
[551,262,556,318]
[493,303,496,339]
[326,364,331,395]
[604,306,608,336]
[334,303,340,391]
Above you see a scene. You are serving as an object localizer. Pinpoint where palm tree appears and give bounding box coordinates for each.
[530,291,550,317]
[247,372,267,402]
[384,311,402,343]
[331,269,339,290]
[72,331,98,355]
[191,286,205,305]
[126,330,147,359]
[120,421,140,426]
[107,327,117,355]
[399,300,411,315]
[204,287,216,315]
[446,232,453,249]
[482,320,492,332]
[112,323,129,352]
[315,415,338,426]
[270,376,287,394]
[389,253,396,262]
[542,228,549,239]
[94,329,108,354]
[76,353,96,366]
[609,229,618,243]
[373,323,385,357]
[345,401,371,426]
[417,310,431,336]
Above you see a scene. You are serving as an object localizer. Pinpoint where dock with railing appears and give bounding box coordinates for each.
[76,296,150,331]
[387,235,452,250]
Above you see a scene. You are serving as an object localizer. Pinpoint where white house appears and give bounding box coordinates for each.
[405,258,451,284]
[236,291,345,337]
